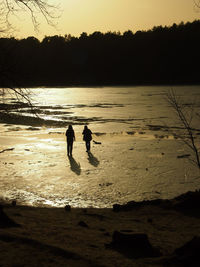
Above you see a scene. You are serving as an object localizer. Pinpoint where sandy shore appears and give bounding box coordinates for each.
[1,191,200,266]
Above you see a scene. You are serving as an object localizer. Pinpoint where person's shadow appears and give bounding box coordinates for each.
[87,152,100,167]
[68,156,81,175]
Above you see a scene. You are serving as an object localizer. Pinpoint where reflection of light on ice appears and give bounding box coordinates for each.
[43,199,58,206]
[1,86,200,208]
[34,139,62,150]
[14,138,63,152]
[2,189,71,207]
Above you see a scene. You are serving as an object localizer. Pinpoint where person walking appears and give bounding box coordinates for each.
[82,125,92,152]
[66,125,75,156]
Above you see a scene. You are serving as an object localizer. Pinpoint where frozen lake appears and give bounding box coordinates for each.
[0,85,200,207]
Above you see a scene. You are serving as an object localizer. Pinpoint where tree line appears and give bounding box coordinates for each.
[1,20,200,87]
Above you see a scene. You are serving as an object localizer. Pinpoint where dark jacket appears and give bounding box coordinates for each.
[82,129,92,142]
[66,129,75,143]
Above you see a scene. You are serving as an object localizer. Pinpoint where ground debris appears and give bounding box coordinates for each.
[0,148,14,153]
[177,154,191,158]
[106,231,162,259]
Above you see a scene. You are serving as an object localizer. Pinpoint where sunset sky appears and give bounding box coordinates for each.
[12,0,200,39]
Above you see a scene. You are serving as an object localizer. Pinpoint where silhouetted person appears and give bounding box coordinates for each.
[66,125,75,156]
[82,125,92,152]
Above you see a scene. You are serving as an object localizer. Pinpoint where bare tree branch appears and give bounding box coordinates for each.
[0,0,59,32]
[0,0,60,115]
[194,0,200,8]
[166,89,200,169]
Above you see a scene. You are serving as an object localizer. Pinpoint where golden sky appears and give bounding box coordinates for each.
[11,0,200,39]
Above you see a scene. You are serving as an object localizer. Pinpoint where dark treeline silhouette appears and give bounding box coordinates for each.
[1,20,200,87]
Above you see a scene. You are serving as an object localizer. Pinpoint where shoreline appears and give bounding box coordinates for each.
[1,85,200,265]
[1,83,200,89]
[1,190,200,266]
